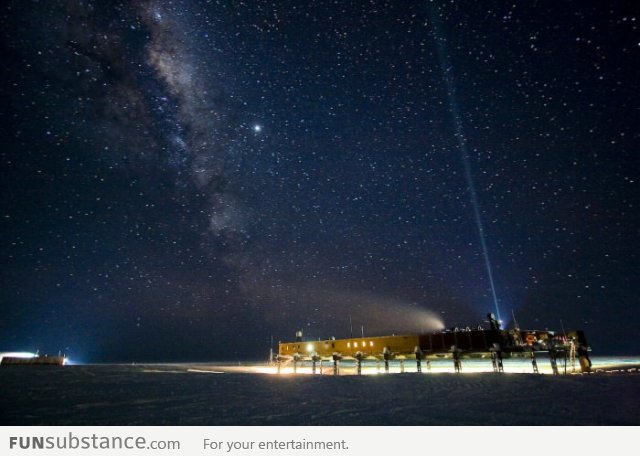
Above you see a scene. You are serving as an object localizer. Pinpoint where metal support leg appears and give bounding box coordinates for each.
[400,360,405,373]
[577,344,592,373]
[414,347,424,374]
[491,352,498,372]
[451,346,461,373]
[383,348,392,374]
[311,355,321,375]
[578,355,591,373]
[453,355,461,373]
[550,351,559,375]
[354,352,364,376]
[531,352,539,374]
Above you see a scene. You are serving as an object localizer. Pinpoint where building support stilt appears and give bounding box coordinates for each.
[332,353,341,376]
[383,347,391,374]
[549,349,559,375]
[490,343,504,373]
[577,344,592,373]
[355,352,364,376]
[311,354,321,375]
[414,346,424,373]
[451,345,461,373]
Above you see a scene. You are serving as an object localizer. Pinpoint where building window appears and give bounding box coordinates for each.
[370,341,374,347]
[347,342,351,348]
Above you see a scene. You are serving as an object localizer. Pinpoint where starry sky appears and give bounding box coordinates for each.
[1,0,638,361]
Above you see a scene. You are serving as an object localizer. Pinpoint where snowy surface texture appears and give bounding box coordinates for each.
[1,362,638,425]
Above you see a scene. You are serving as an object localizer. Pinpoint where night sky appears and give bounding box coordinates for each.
[1,1,638,362]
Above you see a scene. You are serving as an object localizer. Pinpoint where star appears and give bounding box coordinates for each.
[0,0,636,363]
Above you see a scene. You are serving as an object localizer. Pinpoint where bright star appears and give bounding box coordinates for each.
[253,124,262,133]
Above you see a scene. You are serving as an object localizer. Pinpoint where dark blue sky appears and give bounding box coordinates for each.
[1,0,638,361]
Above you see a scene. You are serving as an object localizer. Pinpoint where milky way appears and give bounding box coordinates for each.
[1,0,637,360]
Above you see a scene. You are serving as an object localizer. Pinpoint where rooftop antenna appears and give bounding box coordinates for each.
[269,335,273,364]
[349,314,353,338]
[560,319,568,374]
[511,309,520,331]
[361,325,365,338]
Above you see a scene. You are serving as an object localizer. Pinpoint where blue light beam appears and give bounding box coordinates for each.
[427,2,502,322]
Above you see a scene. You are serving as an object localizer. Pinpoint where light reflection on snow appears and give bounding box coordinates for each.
[209,356,640,376]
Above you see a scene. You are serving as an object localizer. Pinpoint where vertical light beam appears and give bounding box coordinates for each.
[427,2,502,322]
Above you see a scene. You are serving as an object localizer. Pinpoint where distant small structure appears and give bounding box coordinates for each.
[1,352,66,366]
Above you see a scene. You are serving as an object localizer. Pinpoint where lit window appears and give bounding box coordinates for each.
[370,341,374,347]
[354,341,358,348]
[347,342,351,348]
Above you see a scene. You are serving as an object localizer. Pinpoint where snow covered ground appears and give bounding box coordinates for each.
[1,357,638,425]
